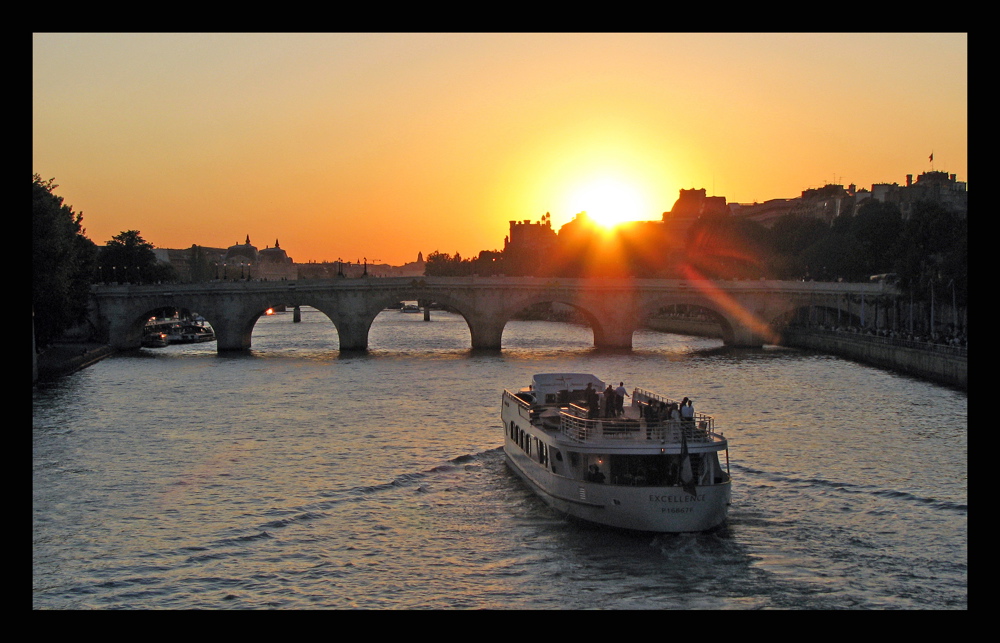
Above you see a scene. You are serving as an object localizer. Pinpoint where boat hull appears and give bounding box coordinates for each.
[504,446,730,533]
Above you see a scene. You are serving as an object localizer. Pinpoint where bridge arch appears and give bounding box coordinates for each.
[494,291,608,350]
[102,296,224,350]
[90,278,898,353]
[329,287,477,351]
[638,295,738,345]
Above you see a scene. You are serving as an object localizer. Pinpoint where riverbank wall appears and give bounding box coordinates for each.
[778,329,967,390]
[645,318,966,391]
[34,343,117,384]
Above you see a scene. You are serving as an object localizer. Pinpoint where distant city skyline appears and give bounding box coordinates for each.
[33,33,967,265]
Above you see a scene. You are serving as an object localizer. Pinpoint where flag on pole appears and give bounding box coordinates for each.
[929,152,934,162]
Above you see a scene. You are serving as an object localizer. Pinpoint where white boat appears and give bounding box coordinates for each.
[400,303,421,313]
[144,319,180,345]
[501,373,732,532]
[175,324,216,343]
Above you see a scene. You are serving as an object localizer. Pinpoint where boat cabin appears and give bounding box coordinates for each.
[521,373,605,406]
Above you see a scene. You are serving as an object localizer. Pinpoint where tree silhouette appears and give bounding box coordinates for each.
[33,174,97,347]
[97,230,177,284]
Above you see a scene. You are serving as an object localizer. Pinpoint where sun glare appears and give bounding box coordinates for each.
[564,177,650,229]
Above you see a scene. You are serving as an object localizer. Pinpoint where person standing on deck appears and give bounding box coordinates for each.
[615,382,629,417]
[586,382,600,419]
[680,398,695,429]
[603,385,616,418]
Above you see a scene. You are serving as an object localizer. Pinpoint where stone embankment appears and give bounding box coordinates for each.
[34,342,116,384]
[645,317,966,391]
[778,329,966,390]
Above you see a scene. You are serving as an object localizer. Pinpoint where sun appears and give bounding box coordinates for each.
[563,176,650,229]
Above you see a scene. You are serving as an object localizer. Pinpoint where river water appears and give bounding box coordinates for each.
[32,307,967,609]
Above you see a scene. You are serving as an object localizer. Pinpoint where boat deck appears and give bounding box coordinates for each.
[504,389,726,448]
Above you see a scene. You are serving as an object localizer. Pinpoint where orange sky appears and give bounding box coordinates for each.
[33,33,967,265]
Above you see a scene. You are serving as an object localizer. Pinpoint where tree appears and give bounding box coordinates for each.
[97,230,177,284]
[892,200,966,307]
[33,174,97,347]
[188,244,213,282]
[682,213,768,279]
[841,200,903,279]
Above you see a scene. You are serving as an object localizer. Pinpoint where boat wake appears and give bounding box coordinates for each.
[732,462,967,514]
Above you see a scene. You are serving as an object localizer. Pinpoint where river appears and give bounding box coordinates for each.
[32,307,967,609]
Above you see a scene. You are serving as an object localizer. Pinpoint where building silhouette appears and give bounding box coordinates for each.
[735,170,966,228]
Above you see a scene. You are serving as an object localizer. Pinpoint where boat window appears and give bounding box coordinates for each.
[536,440,548,466]
[606,453,712,486]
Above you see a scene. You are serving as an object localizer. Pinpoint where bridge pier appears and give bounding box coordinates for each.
[725,326,767,348]
[584,299,639,350]
[212,316,253,351]
[468,318,505,350]
[593,325,635,350]
[332,314,373,351]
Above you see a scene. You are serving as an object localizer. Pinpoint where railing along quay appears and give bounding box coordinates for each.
[782,327,967,357]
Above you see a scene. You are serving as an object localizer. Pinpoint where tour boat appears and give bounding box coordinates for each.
[175,324,216,343]
[501,373,732,532]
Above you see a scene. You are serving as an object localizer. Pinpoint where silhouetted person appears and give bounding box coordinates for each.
[615,382,629,416]
[586,382,599,419]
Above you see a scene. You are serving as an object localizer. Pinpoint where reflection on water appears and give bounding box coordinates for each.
[33,307,966,609]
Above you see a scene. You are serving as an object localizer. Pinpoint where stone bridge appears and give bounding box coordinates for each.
[88,277,897,352]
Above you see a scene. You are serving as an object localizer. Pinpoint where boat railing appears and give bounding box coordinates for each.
[505,388,723,446]
[559,412,720,445]
[502,390,535,421]
[631,388,715,432]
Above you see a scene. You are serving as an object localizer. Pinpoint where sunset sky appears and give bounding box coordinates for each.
[33,33,967,266]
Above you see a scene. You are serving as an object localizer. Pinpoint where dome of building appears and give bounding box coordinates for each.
[224,235,258,262]
[258,239,292,264]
